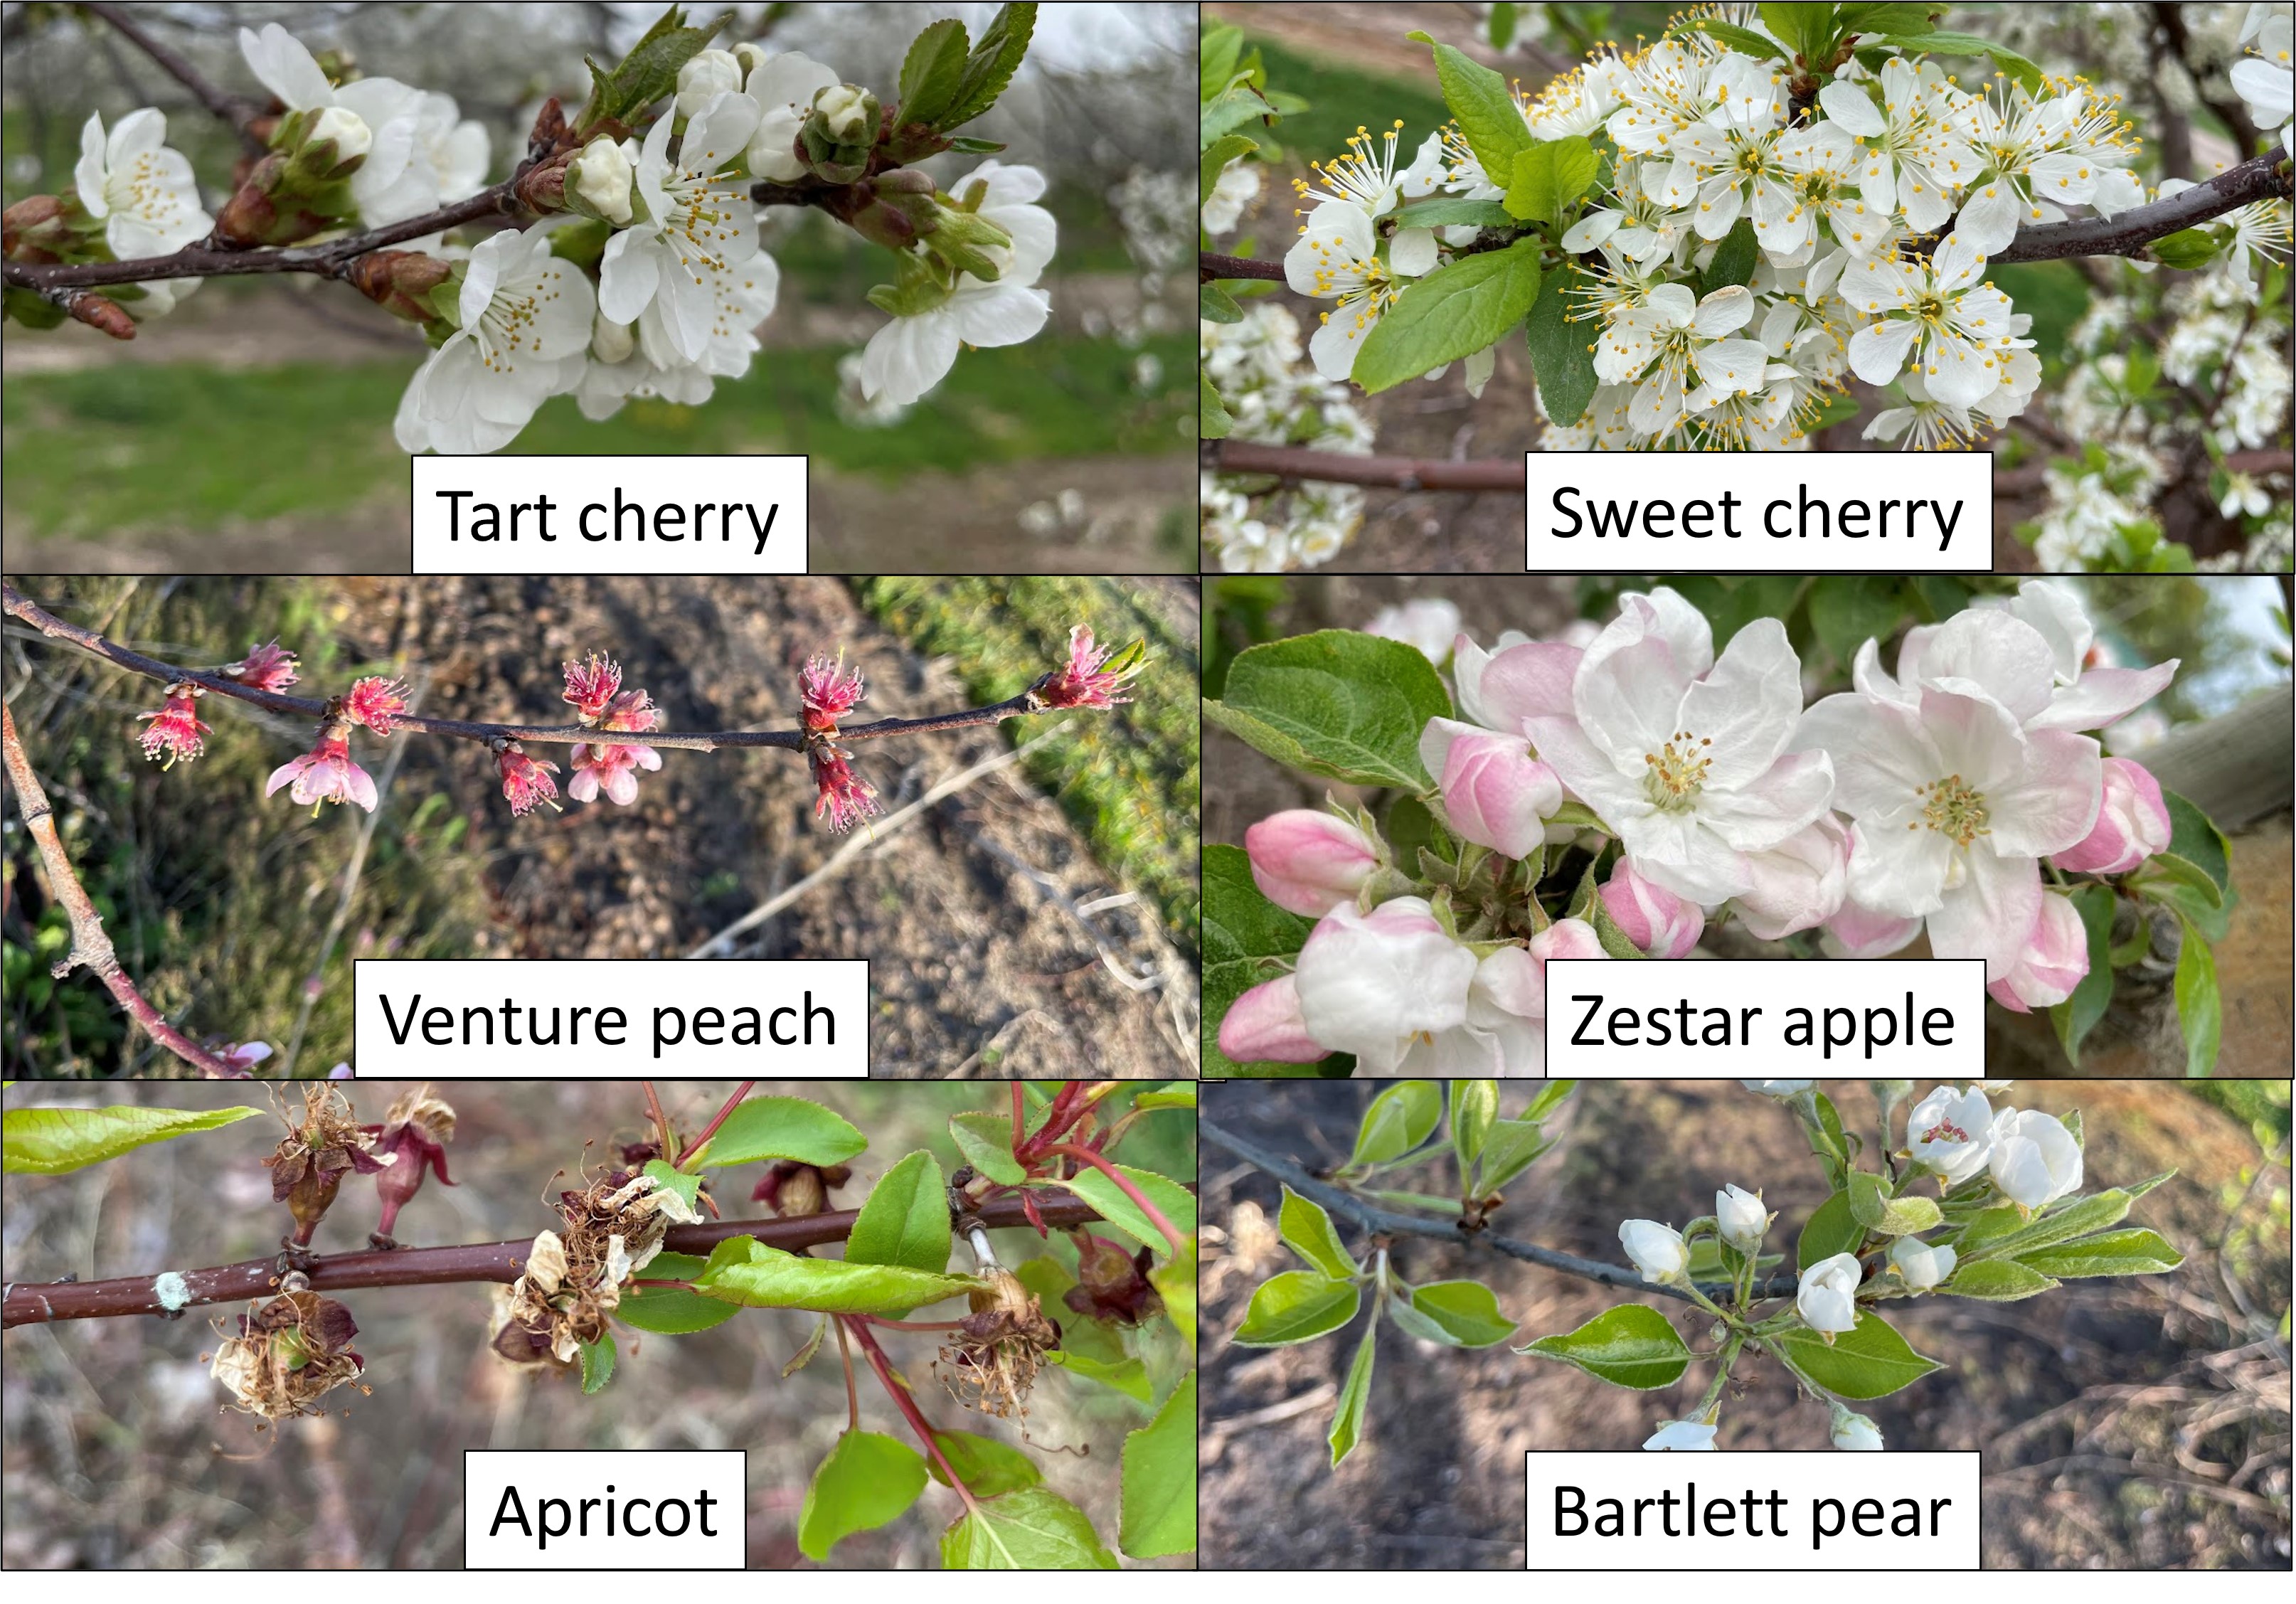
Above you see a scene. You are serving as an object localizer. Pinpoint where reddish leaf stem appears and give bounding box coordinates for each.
[1043,1142,1187,1257]
[676,1081,755,1169]
[842,1314,977,1512]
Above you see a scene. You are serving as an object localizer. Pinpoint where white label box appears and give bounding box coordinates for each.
[352,958,868,1074]
[412,454,807,573]
[1526,451,1993,572]
[1543,958,1986,1075]
[465,1449,745,1568]
[1526,1450,1981,1569]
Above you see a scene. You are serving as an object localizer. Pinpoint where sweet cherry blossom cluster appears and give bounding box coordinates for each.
[1,8,1054,454]
[1218,580,2198,1076]
[1199,302,1374,570]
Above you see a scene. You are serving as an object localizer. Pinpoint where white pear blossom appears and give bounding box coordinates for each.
[600,91,762,364]
[1888,1236,1957,1291]
[395,223,595,455]
[1643,1419,1718,1451]
[744,53,839,182]
[1620,1219,1690,1284]
[75,109,211,259]
[1797,1253,1864,1334]
[1831,1409,1885,1451]
[1716,1184,1769,1252]
[1741,1080,1813,1097]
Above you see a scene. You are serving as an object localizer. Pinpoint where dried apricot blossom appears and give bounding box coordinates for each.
[940,1266,1061,1421]
[264,1086,390,1247]
[209,1289,366,1423]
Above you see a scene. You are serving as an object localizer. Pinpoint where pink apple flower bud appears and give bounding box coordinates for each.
[562,653,622,723]
[799,653,866,730]
[136,683,210,767]
[266,721,377,812]
[809,743,878,832]
[1601,859,1704,958]
[2050,757,2170,875]
[342,675,410,735]
[225,639,299,691]
[1216,974,1327,1063]
[1243,809,1377,917]
[1731,816,1849,941]
[1986,890,2090,1013]
[495,743,560,817]
[1418,717,1562,859]
[1037,625,1146,709]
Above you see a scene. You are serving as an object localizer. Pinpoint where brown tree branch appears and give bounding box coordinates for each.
[1,583,1064,755]
[1201,438,1528,492]
[82,1,269,153]
[1199,250,1288,283]
[1,1188,1107,1329]
[1,703,248,1080]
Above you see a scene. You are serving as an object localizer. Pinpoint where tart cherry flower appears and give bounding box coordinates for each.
[809,744,878,832]
[137,684,210,767]
[495,743,560,817]
[267,721,378,812]
[1038,625,1144,709]
[563,654,622,723]
[225,639,299,692]
[799,654,866,729]
[342,675,410,735]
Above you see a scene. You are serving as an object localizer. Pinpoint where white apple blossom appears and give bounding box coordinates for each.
[1905,1085,1995,1184]
[600,91,762,365]
[1797,1253,1864,1334]
[395,223,595,455]
[1620,1219,1689,1283]
[75,109,211,260]
[744,53,841,182]
[1988,1108,2083,1209]
[1741,1080,1813,1096]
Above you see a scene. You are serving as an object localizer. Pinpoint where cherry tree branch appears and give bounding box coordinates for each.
[81,1,269,151]
[1989,144,2291,263]
[1200,438,1529,492]
[1200,1117,1797,1305]
[1,583,1061,754]
[1,703,248,1080]
[0,1188,1107,1329]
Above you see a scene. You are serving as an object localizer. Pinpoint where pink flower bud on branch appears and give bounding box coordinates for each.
[342,675,410,735]
[494,741,560,816]
[1036,625,1145,710]
[224,639,299,691]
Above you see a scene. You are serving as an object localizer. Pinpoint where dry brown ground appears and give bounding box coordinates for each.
[1199,1080,2292,1571]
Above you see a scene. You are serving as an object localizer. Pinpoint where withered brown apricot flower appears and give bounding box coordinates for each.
[263,1086,390,1247]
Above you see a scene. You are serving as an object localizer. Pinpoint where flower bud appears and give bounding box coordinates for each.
[590,312,636,363]
[1731,816,1849,940]
[675,49,744,120]
[367,1088,457,1241]
[1986,891,2090,1014]
[1619,1218,1689,1285]
[814,83,875,142]
[569,137,636,226]
[1714,1183,1768,1252]
[1642,1419,1717,1451]
[294,105,371,179]
[1829,1404,1883,1451]
[753,1160,851,1216]
[1420,718,1563,860]
[1,193,85,261]
[1887,1235,1956,1292]
[213,153,347,248]
[1987,1108,2082,1209]
[732,41,771,75]
[1245,810,1377,917]
[1797,1252,1864,1334]
[799,84,880,184]
[1216,974,1327,1064]
[1740,1079,1812,1097]
[1905,1085,1994,1183]
[1602,859,1704,958]
[346,250,456,325]
[1063,1232,1162,1326]
[2051,757,2170,875]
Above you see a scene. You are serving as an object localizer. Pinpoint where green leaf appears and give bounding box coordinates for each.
[1120,1373,1196,1557]
[615,1251,743,1334]
[1234,1270,1362,1346]
[1952,1205,2031,1256]
[1396,1279,1516,1347]
[1797,1188,1865,1270]
[701,1095,866,1168]
[1200,368,1236,441]
[1354,1080,1443,1165]
[2174,915,2222,1077]
[1200,82,1277,149]
[1451,1080,1499,1171]
[642,1158,701,1214]
[940,3,1037,130]
[1328,1321,1377,1465]
[942,135,1008,154]
[950,1112,1026,1185]
[1704,218,1760,290]
[1691,15,1789,58]
[2162,789,2231,893]
[1518,1304,1692,1389]
[1476,1117,1558,1192]
[2150,228,2223,270]
[1760,2,1831,60]
[1977,1189,2135,1257]
[1775,1312,1942,1399]
[2016,1228,2184,1279]
[1049,1349,1152,1403]
[1056,1163,1194,1258]
[1279,1185,1358,1280]
[1353,242,1543,394]
[2138,861,2232,944]
[1505,137,1600,224]
[2048,883,2117,1067]
[1807,577,1905,670]
[1519,1080,1576,1125]
[693,1236,980,1314]
[1488,1,1521,49]
[2,1103,263,1174]
[1133,1083,1196,1111]
[1199,24,1244,103]
[1198,282,1243,326]
[1150,1241,1196,1349]
[1200,132,1258,204]
[800,1430,928,1561]
[1396,198,1519,230]
[1848,1169,1944,1236]
[1525,267,1599,425]
[929,1430,1042,1498]
[846,1150,952,1312]
[897,16,972,127]
[1204,630,1454,791]
[578,1331,617,1394]
[782,1314,829,1376]
[1424,40,1532,182]
[1203,843,1317,1075]
[578,7,722,129]
[941,1487,1118,1570]
[1942,1259,2059,1301]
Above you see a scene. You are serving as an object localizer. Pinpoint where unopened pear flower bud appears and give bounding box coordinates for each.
[1620,1219,1689,1284]
[1887,1235,1957,1292]
[1715,1184,1768,1253]
[1797,1253,1864,1335]
[570,137,635,227]
[1829,1403,1883,1451]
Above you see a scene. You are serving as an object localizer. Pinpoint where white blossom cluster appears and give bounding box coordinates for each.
[1200,302,1373,570]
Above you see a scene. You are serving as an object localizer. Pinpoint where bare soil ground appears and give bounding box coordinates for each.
[1199,1080,2292,1571]
[0,1081,1191,1569]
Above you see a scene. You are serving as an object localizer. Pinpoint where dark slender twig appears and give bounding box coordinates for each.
[1199,1117,1797,1305]
[1199,250,1287,283]
[1,704,247,1080]
[1,583,1056,755]
[1201,439,1528,492]
[0,1188,1106,1329]
[82,1,268,151]
[1991,145,2291,263]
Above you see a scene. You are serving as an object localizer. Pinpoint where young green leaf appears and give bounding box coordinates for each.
[896,16,972,127]
[941,1487,1119,1569]
[929,1430,1043,1497]
[1150,1242,1197,1349]
[1797,1187,1866,1269]
[1941,1258,2059,1301]
[1451,1080,1500,1171]
[2162,789,2232,893]
[940,3,1038,131]
[2015,1228,2184,1279]
[1692,16,1789,59]
[847,1150,952,1275]
[1205,630,1455,792]
[1704,218,1761,290]
[578,1331,617,1394]
[950,1112,1026,1185]
[1425,41,1532,181]
[642,1158,701,1213]
[2174,915,2222,1076]
[2150,228,2223,270]
[2,1103,262,1174]
[1505,137,1599,223]
[1279,1185,1358,1280]
[1354,1080,1443,1165]
[1120,1373,1197,1558]
[1807,575,1905,669]
[1234,1270,1362,1346]
[799,1430,929,1561]
[1519,1305,1692,1388]
[1848,1169,1943,1236]
[1352,243,1543,394]
[1056,1163,1195,1258]
[1475,1117,1558,1192]
[700,1096,866,1168]
[1398,197,1519,230]
[1049,1349,1153,1403]
[1400,1279,1517,1347]
[615,1251,743,1334]
[1133,1083,1197,1111]
[1328,1322,1378,1465]
[1774,1312,1942,1399]
[1201,132,1258,204]
[693,1236,980,1314]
